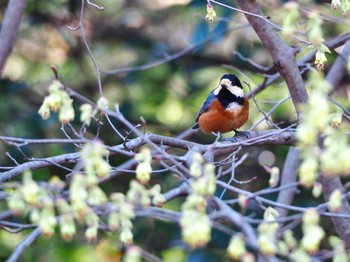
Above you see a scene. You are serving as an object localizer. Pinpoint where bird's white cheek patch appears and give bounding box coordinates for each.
[227,85,244,97]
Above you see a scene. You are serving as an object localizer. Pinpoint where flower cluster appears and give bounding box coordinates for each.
[80,96,109,126]
[7,171,60,237]
[258,207,279,256]
[205,3,216,23]
[282,2,300,36]
[297,71,350,190]
[179,153,215,248]
[135,148,152,184]
[301,209,325,253]
[38,80,75,123]
[331,0,350,16]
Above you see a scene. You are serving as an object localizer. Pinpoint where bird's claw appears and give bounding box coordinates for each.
[234,130,250,139]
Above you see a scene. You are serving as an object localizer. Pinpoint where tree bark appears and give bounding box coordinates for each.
[0,0,28,74]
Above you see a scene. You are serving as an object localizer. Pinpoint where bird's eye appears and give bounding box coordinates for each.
[221,84,227,88]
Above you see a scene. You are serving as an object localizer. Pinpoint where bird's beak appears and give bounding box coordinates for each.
[220,79,231,88]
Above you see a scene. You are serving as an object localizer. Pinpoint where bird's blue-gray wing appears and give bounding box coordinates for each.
[192,90,216,129]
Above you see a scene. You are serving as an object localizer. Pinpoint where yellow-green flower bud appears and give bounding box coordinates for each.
[30,208,40,223]
[312,182,323,198]
[38,97,51,119]
[329,189,342,212]
[135,162,152,184]
[59,99,75,123]
[180,212,211,248]
[258,234,276,256]
[314,50,327,70]
[21,170,41,205]
[282,2,300,34]
[56,198,72,214]
[72,200,89,223]
[283,230,297,249]
[120,228,133,245]
[85,209,99,228]
[277,241,289,256]
[87,186,108,206]
[49,176,65,189]
[80,103,93,126]
[296,125,317,147]
[135,148,152,163]
[301,209,325,253]
[227,234,246,260]
[108,212,120,232]
[331,0,341,9]
[39,207,57,237]
[269,167,280,188]
[181,194,207,211]
[94,160,111,178]
[263,207,279,222]
[205,3,216,23]
[124,246,141,262]
[307,13,324,46]
[301,224,325,253]
[120,202,135,220]
[7,192,26,215]
[290,249,311,262]
[341,0,350,16]
[299,156,318,188]
[85,226,98,243]
[69,174,88,202]
[151,190,166,207]
[242,253,256,262]
[303,208,319,224]
[49,80,64,92]
[330,112,342,128]
[60,214,76,241]
[97,96,109,111]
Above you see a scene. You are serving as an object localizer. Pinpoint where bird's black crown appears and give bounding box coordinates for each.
[221,74,243,88]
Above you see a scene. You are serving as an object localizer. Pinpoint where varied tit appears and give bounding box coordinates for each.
[193,74,249,134]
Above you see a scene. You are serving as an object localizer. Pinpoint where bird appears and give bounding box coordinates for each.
[192,74,249,136]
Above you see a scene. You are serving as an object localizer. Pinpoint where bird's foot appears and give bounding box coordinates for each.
[234,130,250,138]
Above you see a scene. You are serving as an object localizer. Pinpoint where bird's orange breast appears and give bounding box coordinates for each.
[198,98,249,133]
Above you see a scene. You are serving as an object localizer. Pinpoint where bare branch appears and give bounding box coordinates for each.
[0,153,80,182]
[6,227,41,262]
[247,32,350,98]
[275,147,300,224]
[237,0,308,115]
[0,0,28,74]
[321,39,350,250]
[213,197,258,250]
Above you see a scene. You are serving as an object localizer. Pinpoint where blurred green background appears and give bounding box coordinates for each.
[0,0,349,261]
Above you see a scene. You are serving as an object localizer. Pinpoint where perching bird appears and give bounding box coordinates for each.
[193,74,249,135]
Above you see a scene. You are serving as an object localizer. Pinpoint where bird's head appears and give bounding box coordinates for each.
[214,74,244,98]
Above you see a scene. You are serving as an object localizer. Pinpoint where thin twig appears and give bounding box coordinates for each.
[6,227,41,262]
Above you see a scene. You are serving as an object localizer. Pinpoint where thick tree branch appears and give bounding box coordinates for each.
[0,153,80,182]
[237,0,308,113]
[0,0,28,74]
[275,147,300,222]
[321,40,350,250]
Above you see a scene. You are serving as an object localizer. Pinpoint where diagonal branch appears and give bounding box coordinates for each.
[0,0,28,74]
[6,227,41,262]
[236,0,308,113]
